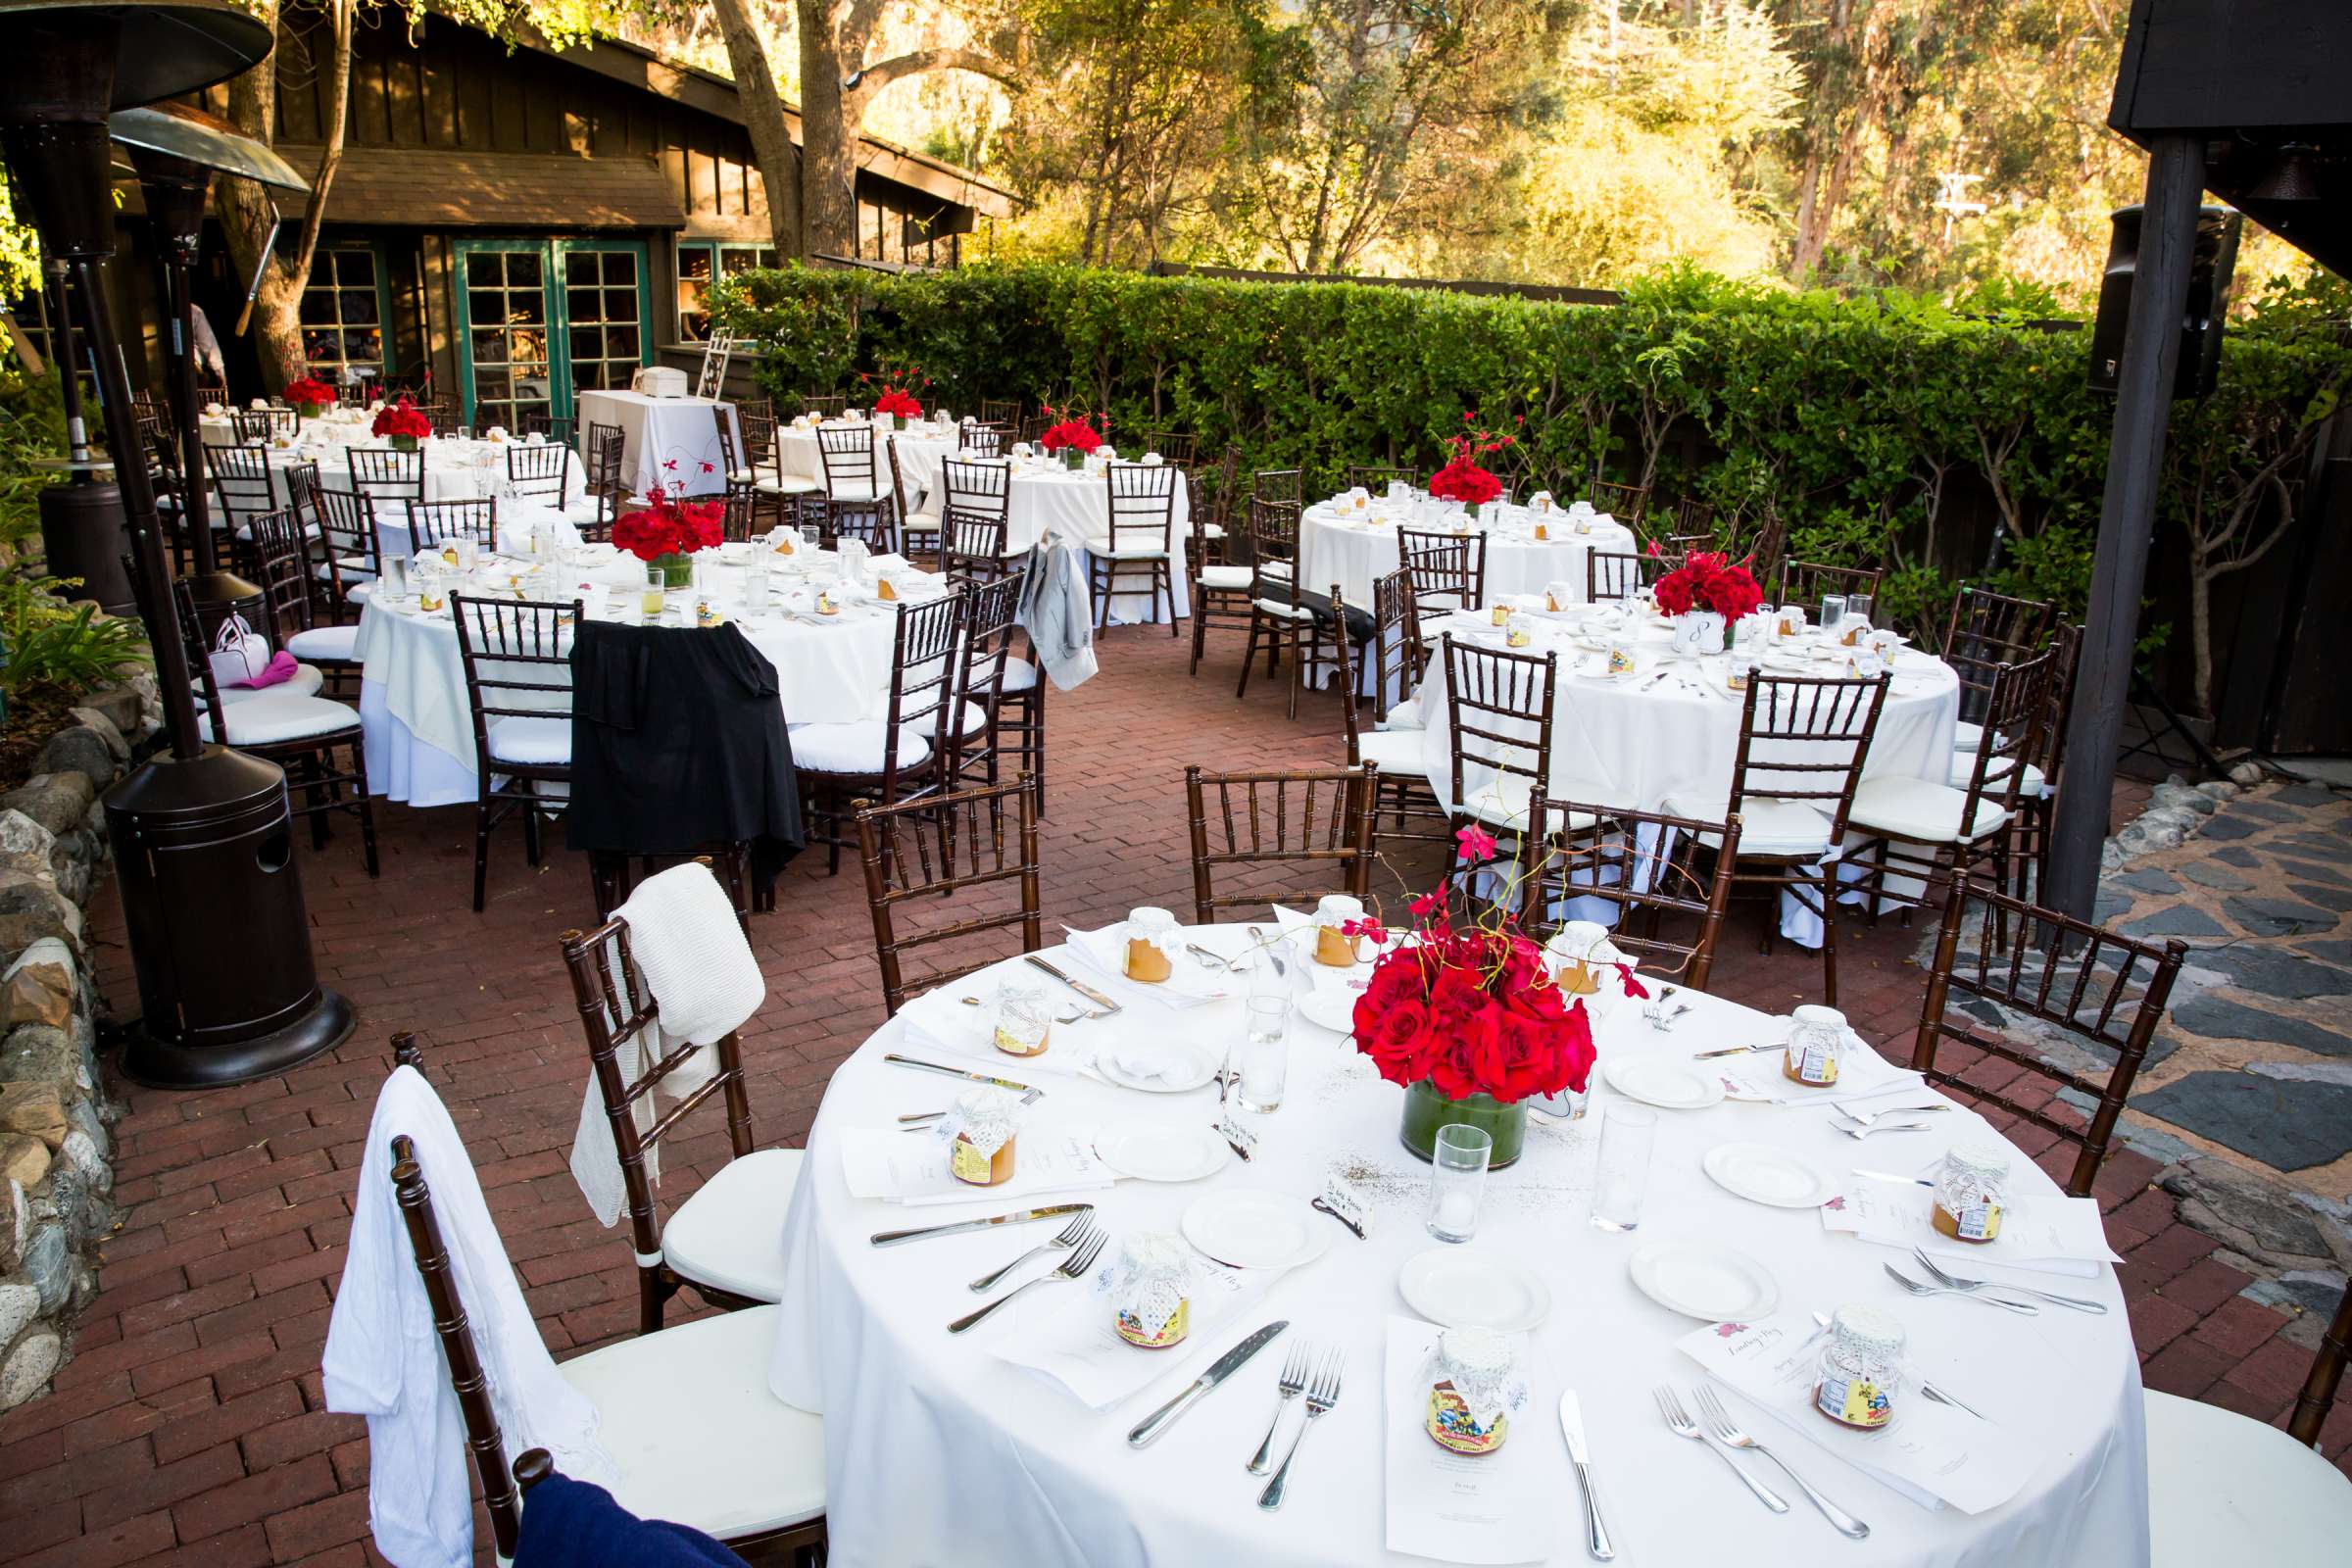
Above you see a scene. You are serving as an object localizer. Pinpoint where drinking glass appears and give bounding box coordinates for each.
[378,555,410,603]
[1591,1104,1657,1231]
[1427,1124,1493,1243]
[641,564,667,621]
[1819,594,1846,634]
[457,425,473,442]
[1845,593,1874,628]
[800,524,821,554]
[1237,997,1290,1113]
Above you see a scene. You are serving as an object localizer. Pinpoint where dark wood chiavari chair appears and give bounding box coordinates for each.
[1586,549,1666,603]
[854,776,1044,1017]
[313,487,383,614]
[1668,495,1718,544]
[1667,673,1888,1004]
[888,436,939,565]
[1587,478,1649,527]
[2004,618,2080,904]
[952,572,1026,791]
[795,587,970,874]
[1936,581,2056,729]
[712,403,742,481]
[1367,566,1427,728]
[247,505,360,693]
[1738,511,1788,585]
[1135,431,1197,466]
[450,593,577,911]
[203,441,275,536]
[518,409,575,448]
[1091,461,1180,634]
[960,422,1004,459]
[504,441,572,505]
[555,909,801,1327]
[1208,444,1243,538]
[1348,465,1419,494]
[379,1052,826,1559]
[1236,499,1341,720]
[1439,633,1557,856]
[978,397,1021,427]
[1913,882,2186,1197]
[1336,573,1451,867]
[1016,413,1056,446]
[1184,762,1379,926]
[348,444,425,518]
[407,497,497,552]
[1398,527,1488,627]
[173,576,376,873]
[1187,472,1255,676]
[585,422,629,540]
[802,391,847,418]
[231,406,296,441]
[816,424,899,555]
[1519,798,1742,992]
[1777,560,1887,615]
[1253,467,1303,504]
[941,457,1014,583]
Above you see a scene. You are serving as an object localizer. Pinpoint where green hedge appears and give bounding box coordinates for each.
[712,262,2347,640]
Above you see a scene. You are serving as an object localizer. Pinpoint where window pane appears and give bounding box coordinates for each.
[509,252,541,288]
[719,246,758,274]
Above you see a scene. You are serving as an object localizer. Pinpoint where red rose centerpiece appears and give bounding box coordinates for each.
[1037,407,1103,470]
[1348,826,1598,1167]
[1427,414,1516,520]
[861,363,932,430]
[283,376,336,421]
[371,397,433,452]
[1651,548,1764,653]
[612,484,724,587]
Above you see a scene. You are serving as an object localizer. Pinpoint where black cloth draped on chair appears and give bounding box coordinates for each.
[565,621,804,894]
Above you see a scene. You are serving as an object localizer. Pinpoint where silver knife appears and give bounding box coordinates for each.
[1026,955,1122,1014]
[1690,1042,1780,1059]
[870,1202,1092,1248]
[882,1054,1038,1095]
[1126,1321,1290,1446]
[1558,1391,1616,1560]
[1852,1168,1935,1188]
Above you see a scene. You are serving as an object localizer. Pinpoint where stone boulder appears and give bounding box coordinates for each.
[30,729,114,787]
[0,774,96,840]
[0,940,76,1032]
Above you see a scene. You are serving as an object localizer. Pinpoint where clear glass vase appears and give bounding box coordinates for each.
[1399,1079,1527,1169]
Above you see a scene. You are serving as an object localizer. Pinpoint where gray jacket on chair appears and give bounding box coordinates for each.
[1014,535,1099,692]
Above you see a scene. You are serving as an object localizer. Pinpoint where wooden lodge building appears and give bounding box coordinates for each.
[109,8,1011,427]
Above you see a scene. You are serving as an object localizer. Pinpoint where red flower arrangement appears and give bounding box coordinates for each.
[859,364,933,424]
[1651,548,1765,621]
[1036,406,1103,462]
[283,376,337,414]
[873,388,923,419]
[370,398,433,443]
[612,485,724,568]
[1426,413,1517,510]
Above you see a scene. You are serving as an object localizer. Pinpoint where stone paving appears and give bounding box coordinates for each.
[0,625,2342,1565]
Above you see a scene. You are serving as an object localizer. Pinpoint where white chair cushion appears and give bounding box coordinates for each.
[1953,720,1985,752]
[283,623,359,662]
[1944,754,2047,797]
[824,482,880,502]
[904,515,942,534]
[1102,546,1169,562]
[198,693,359,745]
[1198,564,1252,590]
[756,475,823,495]
[1663,795,1834,858]
[1848,775,2010,844]
[790,719,932,774]
[1253,598,1316,620]
[486,715,570,766]
[1259,561,1294,580]
[660,1147,801,1302]
[2145,1389,2352,1566]
[199,662,325,706]
[559,1304,824,1539]
[1354,729,1426,772]
[1202,522,1227,540]
[999,660,1040,694]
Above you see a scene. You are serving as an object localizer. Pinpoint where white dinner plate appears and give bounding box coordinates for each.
[1296,987,1360,1036]
[1701,1143,1832,1208]
[1182,1190,1333,1271]
[1094,1040,1219,1094]
[1095,1125,1228,1183]
[1603,1055,1726,1110]
[1629,1241,1781,1321]
[1397,1249,1552,1334]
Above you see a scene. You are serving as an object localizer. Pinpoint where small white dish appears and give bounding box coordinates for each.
[1094,1125,1227,1183]
[1095,1040,1218,1094]
[1182,1189,1333,1271]
[1701,1143,1832,1208]
[1297,988,1359,1036]
[1603,1055,1726,1110]
[1629,1240,1781,1321]
[1397,1249,1552,1333]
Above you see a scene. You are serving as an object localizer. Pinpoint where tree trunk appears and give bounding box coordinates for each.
[2188,556,2214,715]
[799,1,863,260]
[710,0,803,259]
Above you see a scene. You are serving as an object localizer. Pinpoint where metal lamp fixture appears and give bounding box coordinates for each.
[0,0,355,1087]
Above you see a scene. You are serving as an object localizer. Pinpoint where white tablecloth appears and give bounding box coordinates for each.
[1301,501,1638,610]
[775,420,960,514]
[349,546,909,808]
[1004,460,1192,626]
[575,390,740,498]
[764,930,2146,1568]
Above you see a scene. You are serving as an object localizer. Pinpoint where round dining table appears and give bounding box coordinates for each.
[1301,499,1639,611]
[763,925,2145,1568]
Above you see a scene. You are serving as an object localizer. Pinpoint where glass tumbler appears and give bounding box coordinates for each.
[1591,1103,1657,1231]
[1237,997,1290,1113]
[1845,593,1874,629]
[1427,1123,1493,1243]
[641,564,667,621]
[1819,594,1846,634]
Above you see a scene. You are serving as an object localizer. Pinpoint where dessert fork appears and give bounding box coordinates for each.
[967,1208,1096,1293]
[1910,1249,2107,1314]
[948,1222,1105,1334]
[1246,1341,1313,1474]
[1258,1350,1344,1509]
[1652,1386,1788,1512]
[1690,1385,1868,1539]
[1835,1116,1940,1140]
[1838,1102,1949,1126]
[1883,1262,2039,1314]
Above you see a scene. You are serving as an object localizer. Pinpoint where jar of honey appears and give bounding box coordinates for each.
[1490,603,1512,626]
[1425,1327,1516,1455]
[1123,906,1176,983]
[1110,1233,1193,1349]
[946,1089,1019,1187]
[990,986,1052,1057]
[1813,1306,1902,1432]
[1782,1004,1846,1087]
[1312,894,1365,967]
[1933,1144,2010,1244]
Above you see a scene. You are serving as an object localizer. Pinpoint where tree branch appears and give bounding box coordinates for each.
[853,45,1021,95]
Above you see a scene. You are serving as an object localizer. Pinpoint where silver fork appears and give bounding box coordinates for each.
[1884,1262,2039,1314]
[1257,1349,1343,1509]
[1652,1386,1788,1512]
[1691,1385,1869,1540]
[1835,1116,1940,1141]
[1909,1250,2104,1313]
[1246,1342,1313,1474]
[947,1223,1105,1334]
[1641,985,1681,1031]
[967,1209,1095,1293]
[1838,1102,1949,1126]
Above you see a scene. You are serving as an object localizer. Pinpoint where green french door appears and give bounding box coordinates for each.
[453,238,651,430]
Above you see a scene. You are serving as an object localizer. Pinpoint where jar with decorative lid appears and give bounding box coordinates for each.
[1425,1327,1518,1455]
[1123,906,1177,984]
[1313,894,1366,968]
[1110,1233,1193,1348]
[1783,1004,1846,1087]
[1813,1306,1903,1432]
[1933,1144,2011,1245]
[945,1088,1020,1187]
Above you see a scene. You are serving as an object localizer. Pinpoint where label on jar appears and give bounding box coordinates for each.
[949,1136,994,1185]
[1789,1040,1839,1085]
[1816,1376,1891,1430]
[1953,1200,2001,1242]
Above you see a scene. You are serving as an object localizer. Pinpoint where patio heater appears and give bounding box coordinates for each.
[0,0,355,1087]
[110,101,310,613]
[32,255,137,615]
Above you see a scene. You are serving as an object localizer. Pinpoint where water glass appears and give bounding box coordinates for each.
[1237,997,1290,1113]
[800,524,821,553]
[1427,1124,1493,1243]
[1591,1103,1657,1231]
[1819,594,1846,634]
[1845,593,1874,628]
[378,555,410,603]
[641,564,667,621]
[457,425,473,442]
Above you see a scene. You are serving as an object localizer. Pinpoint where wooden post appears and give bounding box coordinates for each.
[2045,135,2205,923]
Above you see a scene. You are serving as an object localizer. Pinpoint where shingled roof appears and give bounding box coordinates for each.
[271,145,686,230]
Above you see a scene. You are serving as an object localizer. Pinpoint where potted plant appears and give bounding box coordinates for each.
[371,397,433,452]
[1427,414,1514,521]
[612,484,724,588]
[1038,408,1103,471]
[1347,826,1606,1168]
[1651,548,1764,654]
[283,376,336,423]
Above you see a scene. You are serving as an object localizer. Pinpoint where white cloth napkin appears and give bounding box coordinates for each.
[1717,1030,1929,1107]
[1060,926,1236,1008]
[1818,1176,2123,1278]
[896,988,1094,1081]
[324,1068,616,1568]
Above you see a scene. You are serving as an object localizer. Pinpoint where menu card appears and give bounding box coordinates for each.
[1819,1177,2121,1279]
[1676,1313,2040,1515]
[1383,1316,1553,1564]
[991,1258,1271,1408]
[837,1125,1113,1207]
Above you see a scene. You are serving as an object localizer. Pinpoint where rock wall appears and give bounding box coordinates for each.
[0,677,153,1410]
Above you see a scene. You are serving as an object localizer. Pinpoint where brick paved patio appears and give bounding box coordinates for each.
[0,625,2337,1565]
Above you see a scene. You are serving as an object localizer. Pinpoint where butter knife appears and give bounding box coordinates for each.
[870,1202,1092,1248]
[1026,955,1123,1014]
[1558,1391,1616,1560]
[882,1054,1037,1095]
[1126,1321,1290,1446]
[1690,1042,1780,1059]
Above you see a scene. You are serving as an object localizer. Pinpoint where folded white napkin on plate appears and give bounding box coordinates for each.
[896,987,1094,1081]
[1818,1176,2121,1277]
[1717,1029,1929,1107]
